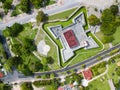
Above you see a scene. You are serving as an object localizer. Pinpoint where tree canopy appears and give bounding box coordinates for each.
[36,10,46,25]
[3,23,24,37]
[20,0,31,13]
[88,14,100,26]
[20,82,33,90]
[101,9,115,23]
[100,5,119,43]
[30,0,49,9]
[110,5,119,15]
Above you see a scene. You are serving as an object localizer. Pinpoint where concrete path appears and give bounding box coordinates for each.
[108,79,116,90]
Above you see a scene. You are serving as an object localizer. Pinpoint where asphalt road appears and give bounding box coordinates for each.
[0,0,80,30]
[34,44,120,76]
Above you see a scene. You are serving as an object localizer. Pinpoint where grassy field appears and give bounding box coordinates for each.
[18,23,37,41]
[43,6,103,67]
[95,31,110,50]
[112,26,120,46]
[86,75,110,90]
[107,58,120,84]
[35,29,59,69]
[49,8,77,20]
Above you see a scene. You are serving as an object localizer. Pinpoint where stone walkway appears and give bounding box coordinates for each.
[108,79,116,90]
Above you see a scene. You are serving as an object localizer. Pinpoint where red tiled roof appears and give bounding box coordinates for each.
[64,30,78,48]
[0,72,3,78]
[58,87,64,90]
[83,69,92,80]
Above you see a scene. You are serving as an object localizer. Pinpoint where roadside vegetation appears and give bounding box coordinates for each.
[33,78,60,90]
[20,82,33,90]
[91,61,106,77]
[0,81,11,90]
[0,0,56,16]
[0,0,13,14]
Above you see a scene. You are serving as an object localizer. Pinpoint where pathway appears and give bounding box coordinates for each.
[108,79,116,90]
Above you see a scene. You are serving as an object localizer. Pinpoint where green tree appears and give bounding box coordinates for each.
[116,67,120,76]
[36,10,45,25]
[4,56,23,72]
[20,0,31,13]
[0,83,11,90]
[23,38,36,52]
[20,82,33,90]
[3,27,11,37]
[3,23,24,37]
[18,64,33,76]
[101,9,115,23]
[29,61,43,72]
[11,23,24,37]
[88,14,100,26]
[3,1,12,10]
[30,0,49,9]
[47,57,54,64]
[110,5,118,15]
[100,22,116,35]
[101,35,114,43]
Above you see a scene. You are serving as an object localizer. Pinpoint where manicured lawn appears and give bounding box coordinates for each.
[18,23,37,41]
[35,28,60,69]
[44,36,60,69]
[112,26,120,46]
[95,31,110,50]
[35,29,46,45]
[45,85,55,90]
[86,75,110,90]
[107,58,120,84]
[43,6,103,67]
[49,8,77,20]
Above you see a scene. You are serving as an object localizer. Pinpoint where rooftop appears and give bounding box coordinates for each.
[83,69,93,80]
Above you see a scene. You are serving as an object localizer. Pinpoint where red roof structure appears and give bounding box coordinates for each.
[64,30,78,48]
[0,72,3,78]
[58,87,64,90]
[83,69,93,80]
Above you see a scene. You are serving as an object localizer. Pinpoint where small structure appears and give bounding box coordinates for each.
[81,79,88,87]
[58,85,72,90]
[73,81,78,86]
[82,69,93,80]
[0,72,3,78]
[37,40,50,56]
[58,87,64,90]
